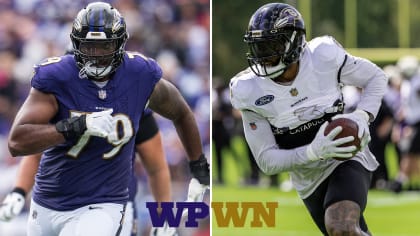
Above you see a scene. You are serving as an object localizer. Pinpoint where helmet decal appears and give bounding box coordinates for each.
[73,18,82,32]
[112,11,124,33]
[274,7,302,29]
[274,17,289,29]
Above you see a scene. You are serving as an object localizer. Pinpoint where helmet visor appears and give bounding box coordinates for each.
[249,39,288,58]
[79,40,118,67]
[247,30,297,66]
[248,39,289,67]
[79,40,117,56]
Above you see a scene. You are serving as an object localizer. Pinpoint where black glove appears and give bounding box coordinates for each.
[55,115,87,140]
[189,154,210,185]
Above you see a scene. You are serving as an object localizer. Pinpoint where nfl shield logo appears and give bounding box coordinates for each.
[289,88,298,97]
[249,122,257,130]
[98,90,107,100]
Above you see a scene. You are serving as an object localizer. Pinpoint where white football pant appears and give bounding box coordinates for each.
[27,199,125,236]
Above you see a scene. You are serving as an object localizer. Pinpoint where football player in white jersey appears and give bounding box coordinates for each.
[230,3,387,235]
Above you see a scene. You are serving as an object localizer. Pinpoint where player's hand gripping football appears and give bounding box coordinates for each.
[0,188,26,221]
[306,122,357,161]
[332,109,371,151]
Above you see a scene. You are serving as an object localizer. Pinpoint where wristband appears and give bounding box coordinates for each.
[55,115,87,140]
[189,154,210,185]
[11,187,26,198]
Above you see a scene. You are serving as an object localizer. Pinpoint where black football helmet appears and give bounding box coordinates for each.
[244,3,306,78]
[70,2,128,79]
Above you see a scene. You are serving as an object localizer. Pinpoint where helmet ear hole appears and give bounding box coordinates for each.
[244,3,306,78]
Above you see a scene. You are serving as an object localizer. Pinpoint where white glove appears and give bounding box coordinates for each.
[0,191,25,221]
[149,221,178,236]
[182,178,209,218]
[85,109,113,138]
[186,178,209,202]
[332,109,371,151]
[306,122,358,161]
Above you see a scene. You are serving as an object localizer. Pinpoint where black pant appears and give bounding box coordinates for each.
[302,161,372,235]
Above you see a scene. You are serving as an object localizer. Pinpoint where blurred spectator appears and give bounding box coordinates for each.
[384,65,406,183]
[0,51,18,135]
[366,65,402,189]
[212,78,239,185]
[368,97,394,189]
[390,56,420,193]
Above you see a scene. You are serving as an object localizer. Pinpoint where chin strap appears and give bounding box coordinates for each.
[79,61,112,80]
[78,65,89,79]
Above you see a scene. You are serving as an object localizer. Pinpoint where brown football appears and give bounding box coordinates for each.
[324,118,361,161]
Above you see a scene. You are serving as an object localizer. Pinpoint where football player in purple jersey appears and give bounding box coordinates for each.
[1,110,176,236]
[7,2,209,236]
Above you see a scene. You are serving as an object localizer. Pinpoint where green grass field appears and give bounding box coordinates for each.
[212,187,420,235]
[212,137,420,235]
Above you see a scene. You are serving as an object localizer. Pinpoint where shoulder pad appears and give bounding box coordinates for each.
[31,55,75,92]
[307,36,346,64]
[34,55,75,80]
[230,68,256,110]
[124,51,162,80]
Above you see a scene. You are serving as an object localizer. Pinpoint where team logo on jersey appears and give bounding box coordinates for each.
[255,95,274,106]
[289,88,298,97]
[32,210,37,220]
[98,90,107,100]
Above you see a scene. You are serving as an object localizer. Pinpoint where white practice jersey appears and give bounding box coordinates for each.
[404,74,420,125]
[230,36,388,199]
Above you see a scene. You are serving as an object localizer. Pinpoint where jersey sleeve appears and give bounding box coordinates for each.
[229,78,245,110]
[145,58,163,84]
[310,36,388,120]
[339,49,388,119]
[30,57,70,94]
[241,109,311,174]
[127,52,162,86]
[229,69,254,110]
[30,65,54,93]
[309,36,347,70]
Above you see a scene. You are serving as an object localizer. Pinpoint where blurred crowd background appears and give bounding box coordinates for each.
[0,0,210,235]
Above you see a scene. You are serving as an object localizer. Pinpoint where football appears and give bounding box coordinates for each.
[324,118,361,160]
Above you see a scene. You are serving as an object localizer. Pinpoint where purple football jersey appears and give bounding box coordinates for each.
[31,53,161,211]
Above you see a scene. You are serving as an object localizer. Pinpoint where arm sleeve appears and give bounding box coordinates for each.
[135,112,159,144]
[340,54,388,120]
[241,109,311,175]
